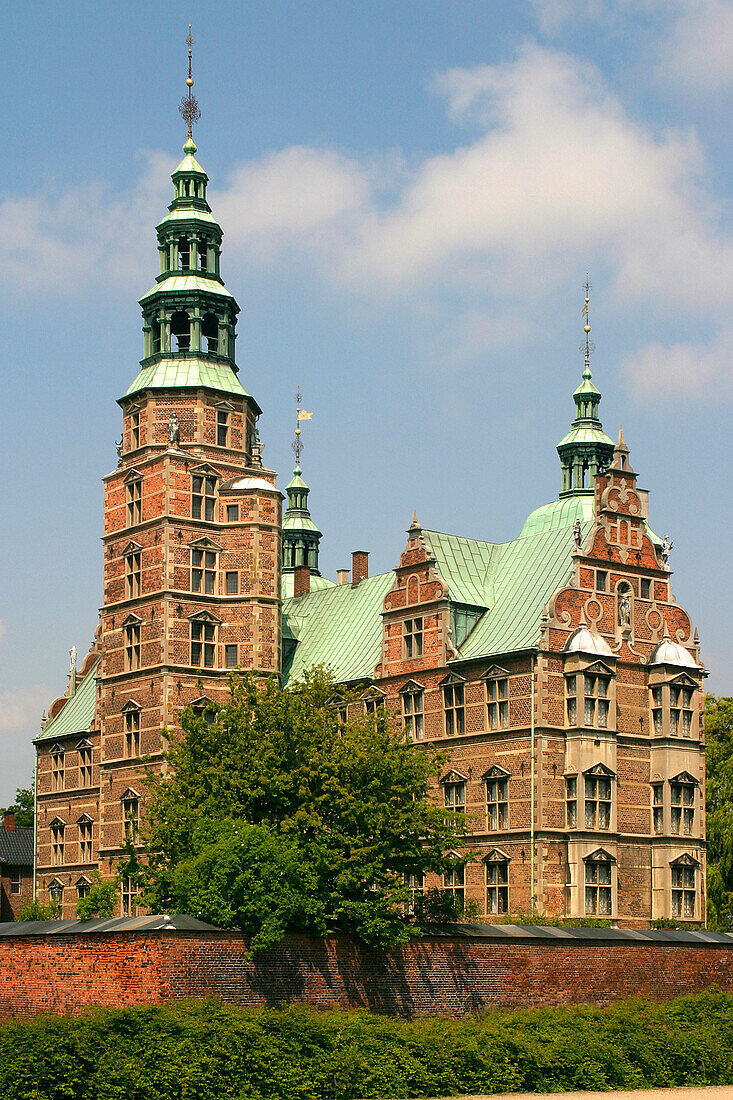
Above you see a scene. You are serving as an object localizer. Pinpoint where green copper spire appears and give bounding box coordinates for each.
[123,27,249,403]
[282,388,334,597]
[556,275,615,497]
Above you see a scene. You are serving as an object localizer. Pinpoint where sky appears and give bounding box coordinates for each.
[1,0,732,805]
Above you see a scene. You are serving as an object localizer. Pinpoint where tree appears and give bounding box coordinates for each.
[1,784,34,828]
[705,695,733,930]
[75,873,118,920]
[142,669,468,951]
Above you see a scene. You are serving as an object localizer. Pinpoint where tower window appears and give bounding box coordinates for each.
[670,779,695,835]
[217,409,229,447]
[566,776,578,827]
[191,549,216,594]
[122,796,140,842]
[443,682,465,737]
[202,312,219,352]
[226,504,239,522]
[126,551,141,599]
[585,771,612,829]
[177,237,190,270]
[171,310,191,352]
[584,673,610,728]
[198,242,207,271]
[192,475,216,521]
[403,617,423,658]
[191,619,216,667]
[585,856,613,915]
[131,412,140,449]
[124,708,141,758]
[121,875,140,918]
[402,688,423,740]
[151,319,161,354]
[640,578,651,599]
[671,862,696,918]
[124,621,141,671]
[51,747,64,792]
[126,479,142,526]
[652,783,664,833]
[487,678,509,730]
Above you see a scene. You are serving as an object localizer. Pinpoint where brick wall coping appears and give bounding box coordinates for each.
[1,915,732,947]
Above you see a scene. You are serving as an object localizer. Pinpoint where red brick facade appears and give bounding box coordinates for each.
[0,925,731,1020]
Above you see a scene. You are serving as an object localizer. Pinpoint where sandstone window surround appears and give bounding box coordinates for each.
[584,848,615,916]
[189,538,220,594]
[131,410,140,449]
[191,467,218,521]
[441,673,466,737]
[483,765,510,831]
[50,818,65,866]
[400,681,424,741]
[191,696,217,726]
[404,871,424,915]
[566,774,578,828]
[122,614,142,672]
[403,616,423,659]
[121,874,140,918]
[48,877,64,906]
[564,660,616,731]
[225,644,238,668]
[124,543,142,599]
[671,853,699,919]
[76,875,92,900]
[485,670,510,731]
[189,611,219,668]
[649,673,698,739]
[121,788,141,843]
[441,769,467,814]
[670,771,698,836]
[443,852,465,906]
[652,782,664,833]
[50,744,65,792]
[77,815,93,863]
[583,763,615,830]
[125,470,143,527]
[122,701,141,758]
[361,685,386,720]
[484,849,510,915]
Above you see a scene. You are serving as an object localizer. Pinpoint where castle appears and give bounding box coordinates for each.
[33,94,707,927]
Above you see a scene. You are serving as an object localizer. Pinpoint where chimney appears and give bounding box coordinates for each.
[337,569,350,586]
[352,550,369,585]
[3,812,15,832]
[294,565,311,598]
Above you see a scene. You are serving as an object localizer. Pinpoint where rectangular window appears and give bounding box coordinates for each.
[653,783,664,834]
[121,875,139,918]
[217,409,229,447]
[566,776,578,828]
[402,690,424,740]
[640,578,651,599]
[77,880,90,900]
[192,475,216,521]
[79,745,92,787]
[596,570,607,592]
[486,777,508,830]
[126,479,142,525]
[444,779,466,814]
[78,821,93,863]
[443,866,464,906]
[125,551,141,599]
[585,773,612,829]
[566,675,577,726]
[364,695,382,718]
[226,571,238,595]
[443,682,465,737]
[10,872,21,895]
[486,860,509,915]
[51,823,65,866]
[124,622,141,671]
[51,750,64,792]
[672,865,696,918]
[124,709,141,758]
[191,549,216,593]
[652,686,664,736]
[226,504,239,522]
[123,799,140,842]
[225,644,238,668]
[191,620,216,667]
[403,617,423,658]
[582,673,611,728]
[585,859,612,915]
[670,781,695,836]
[405,871,424,916]
[131,411,140,449]
[487,678,509,730]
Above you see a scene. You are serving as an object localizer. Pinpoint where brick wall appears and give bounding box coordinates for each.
[2,924,733,1020]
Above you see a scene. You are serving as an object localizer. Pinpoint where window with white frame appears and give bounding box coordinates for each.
[566,775,578,828]
[670,774,696,836]
[126,477,142,525]
[485,769,509,830]
[443,773,466,814]
[50,819,65,866]
[443,865,465,905]
[192,474,216,521]
[485,853,509,915]
[125,549,141,599]
[584,766,613,830]
[191,547,216,593]
[124,706,141,758]
[585,852,613,916]
[486,677,509,730]
[443,680,465,737]
[124,618,141,671]
[671,858,697,918]
[401,686,424,740]
[190,617,216,667]
[652,783,664,833]
[403,617,423,658]
[78,818,93,863]
[10,872,21,895]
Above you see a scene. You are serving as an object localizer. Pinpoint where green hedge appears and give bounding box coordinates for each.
[1,991,732,1099]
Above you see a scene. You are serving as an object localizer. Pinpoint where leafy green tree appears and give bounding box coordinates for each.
[1,784,34,828]
[18,898,59,921]
[75,873,118,920]
[705,695,733,930]
[142,669,468,950]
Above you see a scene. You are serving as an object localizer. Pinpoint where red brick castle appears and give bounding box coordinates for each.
[34,111,706,927]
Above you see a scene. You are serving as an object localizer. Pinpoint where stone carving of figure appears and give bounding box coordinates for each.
[169,413,180,447]
[115,436,123,463]
[572,519,582,551]
[69,645,77,671]
[619,593,631,629]
[661,534,673,565]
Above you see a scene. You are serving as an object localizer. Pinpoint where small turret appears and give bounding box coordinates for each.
[281,389,334,598]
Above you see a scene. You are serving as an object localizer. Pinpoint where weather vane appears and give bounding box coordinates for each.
[179,24,201,140]
[293,385,313,467]
[580,271,595,373]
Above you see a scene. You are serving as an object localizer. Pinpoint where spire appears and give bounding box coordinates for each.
[282,388,322,585]
[556,274,615,497]
[179,25,201,144]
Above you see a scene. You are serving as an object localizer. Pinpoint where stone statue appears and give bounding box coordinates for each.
[69,645,77,671]
[619,594,631,629]
[169,413,180,447]
[115,436,123,463]
[572,519,582,551]
[251,427,263,466]
[661,534,673,565]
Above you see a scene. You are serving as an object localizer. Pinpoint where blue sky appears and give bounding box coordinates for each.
[2,1,732,805]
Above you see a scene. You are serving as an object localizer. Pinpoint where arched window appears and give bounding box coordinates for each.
[151,318,162,354]
[201,313,218,353]
[177,237,190,270]
[171,311,191,353]
[198,242,207,271]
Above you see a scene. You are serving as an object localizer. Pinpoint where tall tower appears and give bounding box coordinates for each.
[96,39,282,907]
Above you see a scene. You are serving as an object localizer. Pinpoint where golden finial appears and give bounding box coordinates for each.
[580,271,595,378]
[179,24,201,141]
[292,385,313,468]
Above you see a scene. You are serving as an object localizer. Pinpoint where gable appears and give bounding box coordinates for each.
[440,769,467,785]
[584,762,617,780]
[482,764,511,781]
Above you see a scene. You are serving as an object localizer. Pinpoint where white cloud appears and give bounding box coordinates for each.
[655,0,733,93]
[623,329,733,397]
[0,685,53,734]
